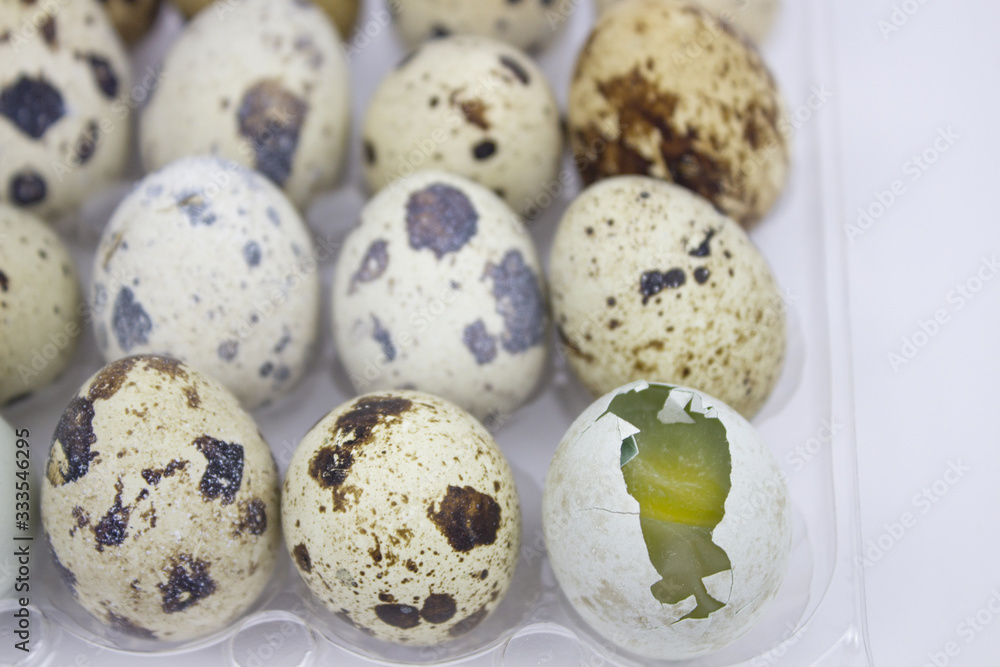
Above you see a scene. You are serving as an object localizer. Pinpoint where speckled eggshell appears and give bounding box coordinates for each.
[569,0,789,227]
[0,0,132,220]
[392,0,565,52]
[549,176,785,419]
[363,36,562,218]
[172,0,360,39]
[41,355,281,642]
[98,0,162,46]
[596,0,781,45]
[91,156,321,410]
[542,380,791,659]
[141,0,351,210]
[0,415,37,598]
[0,204,82,406]
[283,391,521,645]
[332,170,549,424]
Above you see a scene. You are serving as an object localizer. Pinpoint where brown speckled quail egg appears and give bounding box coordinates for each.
[0,0,132,220]
[569,0,789,227]
[550,176,785,419]
[41,355,281,642]
[363,36,562,218]
[596,0,781,45]
[0,204,82,406]
[172,0,360,40]
[332,170,549,424]
[543,381,791,659]
[392,0,566,52]
[283,391,521,645]
[90,156,321,410]
[141,0,351,210]
[98,0,162,46]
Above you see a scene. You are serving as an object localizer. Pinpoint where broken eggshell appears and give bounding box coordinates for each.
[40,355,281,642]
[542,380,791,659]
[282,390,521,646]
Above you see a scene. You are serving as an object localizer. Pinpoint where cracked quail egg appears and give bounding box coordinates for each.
[0,204,82,406]
[543,381,791,659]
[569,0,789,227]
[550,176,785,419]
[332,170,549,425]
[283,390,521,645]
[0,0,132,220]
[596,0,781,45]
[363,35,562,218]
[392,0,566,52]
[90,156,321,410]
[141,0,351,210]
[41,355,281,642]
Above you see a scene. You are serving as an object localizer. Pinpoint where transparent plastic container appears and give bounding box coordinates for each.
[0,0,872,665]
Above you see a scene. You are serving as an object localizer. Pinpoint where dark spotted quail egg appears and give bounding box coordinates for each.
[331,170,549,424]
[0,0,131,220]
[98,0,162,46]
[550,176,785,419]
[543,381,791,659]
[392,0,566,52]
[596,0,781,45]
[172,0,361,40]
[570,0,789,227]
[363,36,562,218]
[90,156,321,410]
[41,355,281,642]
[0,204,82,406]
[141,0,350,210]
[283,390,521,645]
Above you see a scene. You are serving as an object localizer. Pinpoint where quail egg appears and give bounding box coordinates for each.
[41,355,281,641]
[0,204,82,406]
[543,381,791,659]
[141,0,351,210]
[392,0,567,52]
[98,0,162,46]
[91,156,321,410]
[569,0,789,226]
[363,36,562,218]
[172,0,360,40]
[283,390,521,645]
[0,0,132,220]
[550,176,785,419]
[332,170,549,424]
[596,0,781,45]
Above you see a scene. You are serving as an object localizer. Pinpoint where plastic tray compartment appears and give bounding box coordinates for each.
[0,0,870,665]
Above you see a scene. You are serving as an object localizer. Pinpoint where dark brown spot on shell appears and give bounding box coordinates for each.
[485,250,546,354]
[293,543,312,573]
[88,357,137,401]
[9,171,47,205]
[349,239,389,293]
[375,604,420,629]
[372,316,396,361]
[237,498,267,536]
[419,593,457,624]
[194,436,244,505]
[50,397,97,485]
[694,267,711,284]
[75,120,99,164]
[499,55,530,85]
[40,16,56,46]
[93,478,130,551]
[689,229,716,257]
[158,554,216,613]
[457,97,490,130]
[473,140,497,160]
[556,324,594,363]
[406,184,478,259]
[640,269,686,304]
[141,355,188,379]
[427,485,501,553]
[184,386,200,409]
[141,460,187,486]
[112,288,152,352]
[80,53,119,99]
[238,80,308,187]
[0,76,65,139]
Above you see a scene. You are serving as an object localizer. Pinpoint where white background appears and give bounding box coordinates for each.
[833,1,1000,665]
